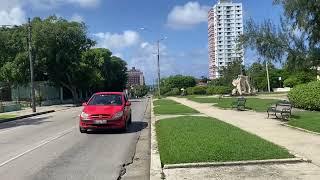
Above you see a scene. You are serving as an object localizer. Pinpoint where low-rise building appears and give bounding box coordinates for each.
[127,67,145,87]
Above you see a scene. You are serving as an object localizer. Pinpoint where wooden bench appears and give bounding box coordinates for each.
[267,100,292,120]
[231,97,246,111]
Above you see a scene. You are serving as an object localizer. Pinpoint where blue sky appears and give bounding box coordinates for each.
[0,0,283,84]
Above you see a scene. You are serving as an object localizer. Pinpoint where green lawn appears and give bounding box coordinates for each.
[156,116,293,165]
[289,111,320,133]
[187,96,278,112]
[153,99,199,115]
[0,114,17,120]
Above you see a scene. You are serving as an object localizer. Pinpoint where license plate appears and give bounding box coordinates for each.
[93,120,107,124]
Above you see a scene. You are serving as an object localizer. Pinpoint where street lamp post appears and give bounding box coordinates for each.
[157,40,161,97]
[28,18,36,112]
[266,61,271,93]
[139,27,166,97]
[0,18,36,112]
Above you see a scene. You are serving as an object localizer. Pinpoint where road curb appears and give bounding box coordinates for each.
[150,97,165,180]
[163,158,309,169]
[0,110,55,124]
[281,123,320,136]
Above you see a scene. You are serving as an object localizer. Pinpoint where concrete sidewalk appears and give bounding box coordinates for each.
[0,104,74,123]
[169,97,320,166]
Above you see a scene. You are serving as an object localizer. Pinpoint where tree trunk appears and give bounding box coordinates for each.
[70,87,79,105]
[60,82,79,105]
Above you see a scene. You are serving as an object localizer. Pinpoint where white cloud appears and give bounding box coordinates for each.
[167,1,210,29]
[67,0,100,7]
[29,0,100,9]
[70,13,84,22]
[113,53,123,59]
[0,7,26,25]
[129,41,209,84]
[93,30,140,50]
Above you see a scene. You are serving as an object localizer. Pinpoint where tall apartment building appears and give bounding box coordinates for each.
[208,0,244,79]
[127,67,145,87]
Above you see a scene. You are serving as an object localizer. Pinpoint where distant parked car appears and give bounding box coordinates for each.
[79,92,132,133]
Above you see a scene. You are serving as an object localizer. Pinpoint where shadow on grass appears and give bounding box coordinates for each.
[0,116,53,130]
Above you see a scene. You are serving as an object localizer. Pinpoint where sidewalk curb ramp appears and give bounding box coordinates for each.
[0,110,55,123]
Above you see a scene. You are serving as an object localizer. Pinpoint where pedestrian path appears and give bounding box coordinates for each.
[1,104,74,117]
[169,97,320,166]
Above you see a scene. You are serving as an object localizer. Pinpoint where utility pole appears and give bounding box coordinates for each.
[266,61,271,93]
[28,18,36,112]
[157,40,161,97]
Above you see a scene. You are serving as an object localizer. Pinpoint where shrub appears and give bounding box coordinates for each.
[206,86,232,95]
[283,77,302,88]
[192,86,207,95]
[164,88,180,96]
[288,81,320,111]
[186,87,194,95]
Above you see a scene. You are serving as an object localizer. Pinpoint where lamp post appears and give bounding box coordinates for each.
[139,27,167,97]
[266,61,271,93]
[0,18,36,112]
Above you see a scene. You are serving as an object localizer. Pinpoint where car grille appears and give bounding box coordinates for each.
[90,114,111,119]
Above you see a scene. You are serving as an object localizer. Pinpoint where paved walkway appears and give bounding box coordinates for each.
[1,104,74,117]
[169,97,320,166]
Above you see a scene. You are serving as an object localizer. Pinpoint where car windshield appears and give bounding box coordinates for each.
[87,94,122,106]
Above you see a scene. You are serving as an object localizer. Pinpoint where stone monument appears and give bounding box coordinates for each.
[231,75,252,96]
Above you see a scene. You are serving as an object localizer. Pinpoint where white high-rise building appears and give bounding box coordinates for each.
[208,0,244,79]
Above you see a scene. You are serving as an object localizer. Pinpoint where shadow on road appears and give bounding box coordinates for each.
[0,116,52,130]
[87,121,148,134]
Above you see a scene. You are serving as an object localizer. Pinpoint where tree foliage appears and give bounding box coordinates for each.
[274,0,320,47]
[208,60,244,87]
[160,75,196,95]
[0,16,128,102]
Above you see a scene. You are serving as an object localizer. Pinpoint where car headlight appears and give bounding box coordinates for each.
[112,111,124,120]
[80,112,90,120]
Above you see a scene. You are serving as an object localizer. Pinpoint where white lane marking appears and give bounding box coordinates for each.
[0,126,76,168]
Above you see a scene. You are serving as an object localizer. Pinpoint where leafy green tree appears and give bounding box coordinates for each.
[132,85,149,98]
[160,75,196,95]
[0,16,129,103]
[208,60,244,88]
[31,16,95,102]
[102,56,128,91]
[274,0,320,47]
[0,26,29,86]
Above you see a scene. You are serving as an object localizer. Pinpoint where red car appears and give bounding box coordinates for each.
[79,92,132,133]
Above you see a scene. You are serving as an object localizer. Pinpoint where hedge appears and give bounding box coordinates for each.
[164,88,180,96]
[206,86,232,95]
[186,87,194,95]
[192,86,207,95]
[288,81,320,111]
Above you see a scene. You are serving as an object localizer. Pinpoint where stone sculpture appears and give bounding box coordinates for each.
[232,75,252,96]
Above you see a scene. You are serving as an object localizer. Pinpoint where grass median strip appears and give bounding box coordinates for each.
[289,111,320,133]
[156,116,293,165]
[0,114,17,121]
[187,96,278,112]
[154,99,199,115]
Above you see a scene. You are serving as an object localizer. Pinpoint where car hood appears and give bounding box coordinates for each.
[83,105,123,115]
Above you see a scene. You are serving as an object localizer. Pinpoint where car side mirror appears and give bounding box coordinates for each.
[125,101,131,106]
[82,102,87,106]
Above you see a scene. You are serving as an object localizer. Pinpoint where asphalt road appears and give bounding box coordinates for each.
[0,98,150,180]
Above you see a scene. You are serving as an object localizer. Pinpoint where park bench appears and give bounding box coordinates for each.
[231,97,246,111]
[267,100,292,120]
